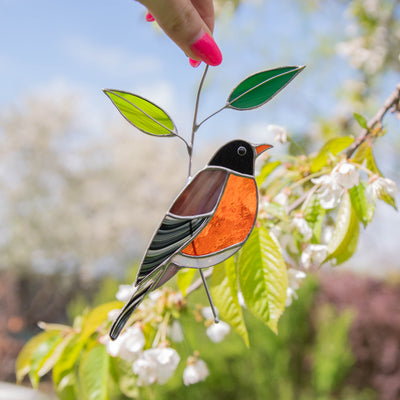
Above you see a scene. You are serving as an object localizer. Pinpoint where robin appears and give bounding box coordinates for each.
[110,139,272,340]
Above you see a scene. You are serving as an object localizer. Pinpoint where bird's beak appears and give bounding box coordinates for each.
[255,144,273,157]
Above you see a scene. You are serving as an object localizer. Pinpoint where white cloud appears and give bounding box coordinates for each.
[65,36,163,77]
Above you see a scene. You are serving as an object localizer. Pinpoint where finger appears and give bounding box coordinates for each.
[190,0,214,32]
[140,0,222,66]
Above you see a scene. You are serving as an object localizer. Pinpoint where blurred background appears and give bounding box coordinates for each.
[1,0,400,399]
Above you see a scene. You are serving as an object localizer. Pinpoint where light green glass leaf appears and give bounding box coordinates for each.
[103,89,177,136]
[227,66,305,110]
[353,112,368,129]
[16,330,61,384]
[256,160,281,187]
[304,194,326,243]
[327,192,360,265]
[79,344,109,400]
[177,268,197,297]
[211,257,249,346]
[81,301,123,340]
[238,227,288,333]
[349,181,375,227]
[310,137,354,173]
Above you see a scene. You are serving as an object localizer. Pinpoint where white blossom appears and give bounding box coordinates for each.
[291,216,313,241]
[267,124,288,144]
[301,244,328,269]
[115,284,135,302]
[167,320,184,343]
[285,269,307,307]
[107,309,120,322]
[132,347,180,386]
[273,192,289,207]
[312,175,343,209]
[367,177,398,201]
[104,325,145,362]
[202,306,218,320]
[183,358,209,386]
[206,321,230,343]
[331,162,360,189]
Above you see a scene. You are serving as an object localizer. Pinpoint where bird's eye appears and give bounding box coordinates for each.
[237,146,247,156]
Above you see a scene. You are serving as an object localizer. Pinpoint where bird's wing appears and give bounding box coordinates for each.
[135,168,229,286]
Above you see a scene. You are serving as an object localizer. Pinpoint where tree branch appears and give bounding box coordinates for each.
[346,82,400,158]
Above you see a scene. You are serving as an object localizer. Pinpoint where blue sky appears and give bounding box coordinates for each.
[1,0,399,274]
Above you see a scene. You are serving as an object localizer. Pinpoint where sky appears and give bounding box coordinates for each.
[1,0,399,275]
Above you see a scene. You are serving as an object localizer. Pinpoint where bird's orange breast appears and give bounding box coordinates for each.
[182,174,258,256]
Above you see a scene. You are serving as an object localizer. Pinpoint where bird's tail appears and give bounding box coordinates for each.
[109,264,179,340]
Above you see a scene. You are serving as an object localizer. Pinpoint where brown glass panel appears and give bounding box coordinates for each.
[182,175,258,256]
[170,169,227,217]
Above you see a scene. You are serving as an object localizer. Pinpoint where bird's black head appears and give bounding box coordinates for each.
[208,140,272,176]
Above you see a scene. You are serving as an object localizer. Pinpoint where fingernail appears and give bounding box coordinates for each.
[190,32,222,66]
[189,58,202,68]
[146,12,155,22]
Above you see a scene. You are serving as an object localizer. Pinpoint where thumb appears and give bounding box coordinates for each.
[141,0,222,66]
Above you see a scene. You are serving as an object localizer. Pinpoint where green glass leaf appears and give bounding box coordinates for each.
[349,181,375,227]
[80,301,123,340]
[103,89,177,136]
[227,66,305,110]
[256,160,281,187]
[238,227,288,333]
[304,194,326,243]
[353,112,368,129]
[16,330,61,385]
[310,137,354,173]
[79,344,109,400]
[211,257,249,346]
[177,268,196,297]
[327,192,360,265]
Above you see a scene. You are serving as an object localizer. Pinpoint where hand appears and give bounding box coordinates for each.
[138,0,222,67]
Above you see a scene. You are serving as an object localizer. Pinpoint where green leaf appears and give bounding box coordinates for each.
[16,330,62,385]
[211,257,249,346]
[238,227,288,333]
[113,358,139,399]
[365,146,383,176]
[177,268,197,297]
[310,137,354,173]
[353,112,368,129]
[256,161,281,187]
[304,194,326,243]
[379,188,398,210]
[79,344,109,400]
[327,192,360,265]
[227,66,305,110]
[53,335,85,388]
[81,301,123,340]
[261,202,289,222]
[103,89,177,136]
[349,181,375,227]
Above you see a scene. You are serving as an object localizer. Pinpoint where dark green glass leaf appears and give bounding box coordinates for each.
[353,112,368,129]
[227,66,305,110]
[103,89,177,136]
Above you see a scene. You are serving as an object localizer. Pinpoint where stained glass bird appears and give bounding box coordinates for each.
[110,140,272,340]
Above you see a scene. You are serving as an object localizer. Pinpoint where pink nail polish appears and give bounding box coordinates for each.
[190,32,222,66]
[146,12,155,22]
[189,58,202,68]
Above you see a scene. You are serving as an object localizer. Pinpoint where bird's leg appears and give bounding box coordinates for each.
[199,269,219,324]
